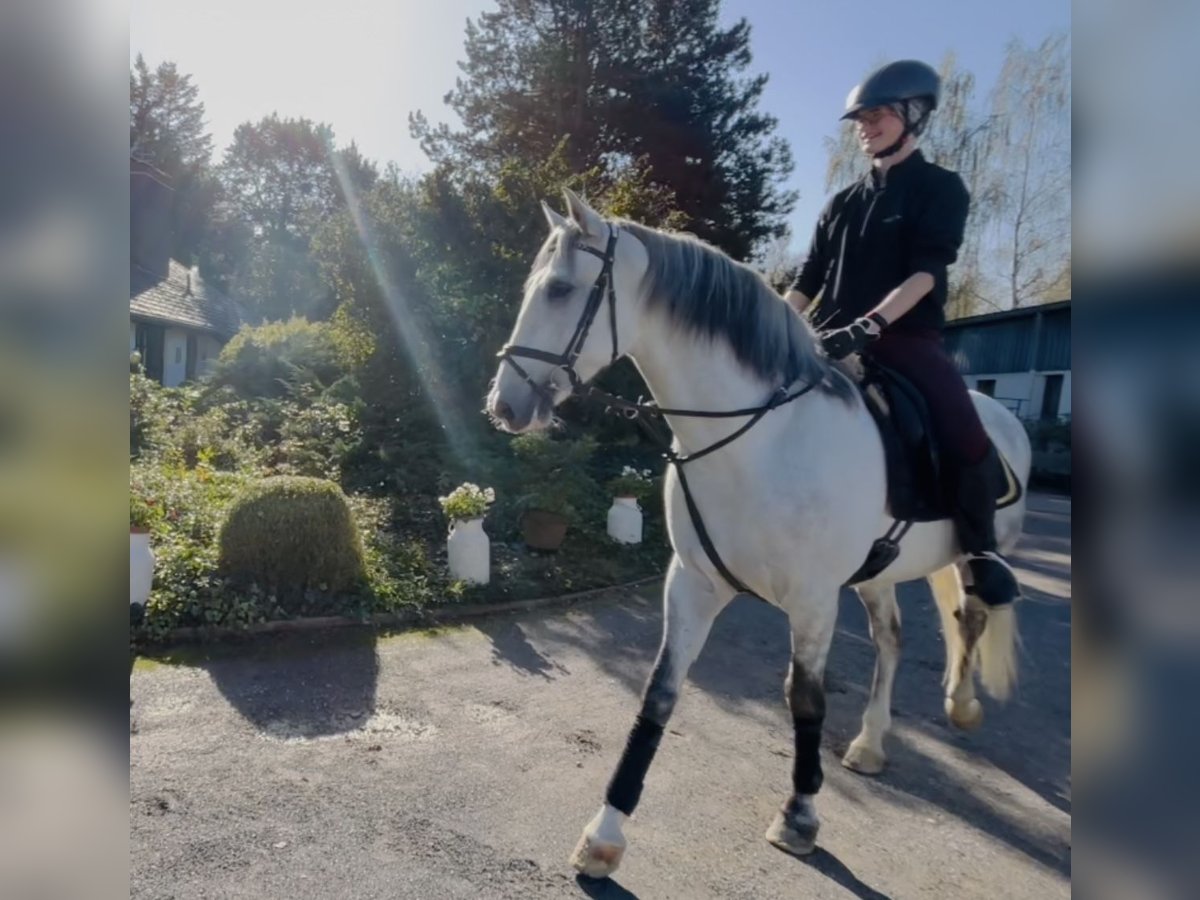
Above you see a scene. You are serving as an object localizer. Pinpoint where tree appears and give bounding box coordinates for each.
[219,115,378,320]
[129,55,221,268]
[983,34,1071,308]
[411,0,795,260]
[130,55,212,173]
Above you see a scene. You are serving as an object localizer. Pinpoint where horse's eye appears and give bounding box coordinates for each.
[546,280,574,301]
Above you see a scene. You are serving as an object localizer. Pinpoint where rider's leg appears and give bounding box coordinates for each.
[866,331,1019,607]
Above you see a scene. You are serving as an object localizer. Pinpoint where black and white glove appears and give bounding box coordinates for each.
[821,312,888,360]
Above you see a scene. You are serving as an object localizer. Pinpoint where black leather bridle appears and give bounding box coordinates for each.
[497,224,621,402]
[496,222,819,598]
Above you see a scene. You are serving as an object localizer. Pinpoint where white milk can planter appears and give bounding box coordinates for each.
[447,517,490,585]
[607,497,643,545]
[130,529,155,610]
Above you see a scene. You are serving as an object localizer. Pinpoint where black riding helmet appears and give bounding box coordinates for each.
[842,60,940,159]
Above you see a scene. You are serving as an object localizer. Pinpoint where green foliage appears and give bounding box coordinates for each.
[217,476,367,614]
[130,54,221,268]
[218,114,378,320]
[207,317,347,398]
[131,461,258,642]
[510,432,600,521]
[410,0,795,259]
[1024,418,1071,452]
[438,483,496,521]
[609,466,655,501]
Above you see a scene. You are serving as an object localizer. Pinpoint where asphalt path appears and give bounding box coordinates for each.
[131,492,1070,899]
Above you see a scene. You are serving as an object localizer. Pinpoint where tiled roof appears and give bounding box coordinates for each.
[130,259,243,338]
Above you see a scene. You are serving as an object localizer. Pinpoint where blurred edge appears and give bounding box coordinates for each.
[0,1,129,899]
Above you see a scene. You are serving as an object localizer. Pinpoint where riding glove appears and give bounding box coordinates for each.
[821,313,888,360]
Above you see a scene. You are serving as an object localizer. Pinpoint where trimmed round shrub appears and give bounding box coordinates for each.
[218,476,366,613]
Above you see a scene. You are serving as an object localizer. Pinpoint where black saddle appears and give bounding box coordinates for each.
[846,359,1022,585]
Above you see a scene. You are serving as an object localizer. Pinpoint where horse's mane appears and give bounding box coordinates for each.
[617,219,850,398]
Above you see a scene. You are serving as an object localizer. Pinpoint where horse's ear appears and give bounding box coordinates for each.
[563,187,604,237]
[541,200,568,231]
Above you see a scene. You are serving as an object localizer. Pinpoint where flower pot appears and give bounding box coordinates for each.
[130,529,155,610]
[607,496,643,545]
[447,517,490,585]
[520,508,569,551]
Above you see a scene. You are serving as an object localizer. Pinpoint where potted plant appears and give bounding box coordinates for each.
[510,433,597,551]
[515,484,577,551]
[129,490,156,619]
[607,466,654,545]
[438,482,495,585]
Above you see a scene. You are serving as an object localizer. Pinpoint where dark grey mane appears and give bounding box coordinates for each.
[616,220,849,397]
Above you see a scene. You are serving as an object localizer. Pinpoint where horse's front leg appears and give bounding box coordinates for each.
[570,558,729,878]
[842,582,901,775]
[766,591,839,857]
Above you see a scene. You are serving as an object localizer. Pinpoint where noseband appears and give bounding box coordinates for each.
[498,224,621,399]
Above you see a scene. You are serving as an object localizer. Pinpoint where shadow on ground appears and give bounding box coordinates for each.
[535,496,1072,884]
[149,628,381,740]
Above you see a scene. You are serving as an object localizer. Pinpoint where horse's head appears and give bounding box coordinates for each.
[487,189,648,433]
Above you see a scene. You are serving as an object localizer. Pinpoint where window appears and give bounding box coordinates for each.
[975,378,996,397]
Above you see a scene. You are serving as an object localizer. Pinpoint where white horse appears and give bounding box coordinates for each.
[487,189,1030,878]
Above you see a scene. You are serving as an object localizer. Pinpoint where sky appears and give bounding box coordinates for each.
[130,0,1070,247]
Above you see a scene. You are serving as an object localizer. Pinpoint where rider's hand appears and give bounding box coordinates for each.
[820,314,886,360]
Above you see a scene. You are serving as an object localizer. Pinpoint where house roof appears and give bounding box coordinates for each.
[944,299,1070,330]
[130,259,243,338]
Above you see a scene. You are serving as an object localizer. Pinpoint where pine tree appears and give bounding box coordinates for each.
[411,0,794,259]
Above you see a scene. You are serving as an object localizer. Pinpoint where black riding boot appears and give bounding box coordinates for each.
[953,446,1020,607]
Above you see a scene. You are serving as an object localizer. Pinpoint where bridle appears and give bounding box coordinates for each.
[496,221,820,599]
[497,224,621,401]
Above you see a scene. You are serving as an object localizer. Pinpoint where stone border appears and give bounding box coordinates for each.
[156,574,665,645]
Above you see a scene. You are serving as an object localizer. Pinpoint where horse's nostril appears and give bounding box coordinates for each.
[494,399,515,423]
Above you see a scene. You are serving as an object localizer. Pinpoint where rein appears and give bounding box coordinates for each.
[498,224,817,599]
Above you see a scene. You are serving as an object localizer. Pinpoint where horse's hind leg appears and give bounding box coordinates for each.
[570,557,729,879]
[842,582,900,775]
[765,591,839,857]
[929,563,986,729]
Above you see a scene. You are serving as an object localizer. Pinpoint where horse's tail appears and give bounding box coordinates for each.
[928,563,1019,702]
[976,600,1019,701]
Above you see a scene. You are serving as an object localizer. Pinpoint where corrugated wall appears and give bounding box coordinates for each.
[945,304,1071,375]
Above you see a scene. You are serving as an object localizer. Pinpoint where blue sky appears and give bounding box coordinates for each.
[131,0,1069,246]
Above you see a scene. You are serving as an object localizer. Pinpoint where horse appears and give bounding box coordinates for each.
[487,188,1030,878]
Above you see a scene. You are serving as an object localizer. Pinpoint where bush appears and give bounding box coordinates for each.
[510,432,599,521]
[217,476,367,613]
[208,317,347,399]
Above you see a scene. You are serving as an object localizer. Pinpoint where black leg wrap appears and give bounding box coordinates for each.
[605,715,665,815]
[791,719,824,795]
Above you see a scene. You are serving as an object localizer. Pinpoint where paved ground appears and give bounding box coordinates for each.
[130,493,1070,899]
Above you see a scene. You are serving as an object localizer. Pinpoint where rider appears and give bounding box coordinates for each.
[784,59,1019,608]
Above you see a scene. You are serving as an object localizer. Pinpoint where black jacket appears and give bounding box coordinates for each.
[791,150,970,333]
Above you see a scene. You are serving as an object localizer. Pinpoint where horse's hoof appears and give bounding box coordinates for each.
[570,833,626,878]
[945,696,984,730]
[765,797,819,857]
[841,737,886,775]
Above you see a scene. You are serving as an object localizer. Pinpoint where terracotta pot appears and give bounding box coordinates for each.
[520,508,569,551]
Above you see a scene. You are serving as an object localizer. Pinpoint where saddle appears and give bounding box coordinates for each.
[845,357,1022,584]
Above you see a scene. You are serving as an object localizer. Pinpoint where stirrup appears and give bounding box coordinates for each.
[963,552,1020,607]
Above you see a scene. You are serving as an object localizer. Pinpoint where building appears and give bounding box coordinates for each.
[130,158,243,386]
[944,300,1070,421]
